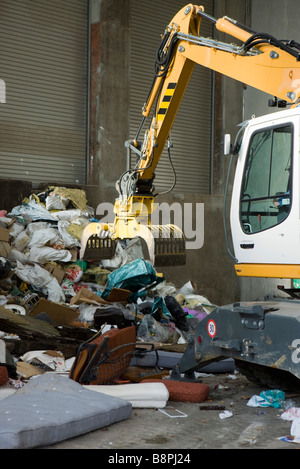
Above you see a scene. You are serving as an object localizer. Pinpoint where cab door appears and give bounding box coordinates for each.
[230,111,300,277]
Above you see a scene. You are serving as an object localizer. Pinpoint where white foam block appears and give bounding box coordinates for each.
[84,382,169,408]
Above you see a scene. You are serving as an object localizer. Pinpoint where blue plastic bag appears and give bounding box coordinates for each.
[101,258,164,301]
[259,389,285,408]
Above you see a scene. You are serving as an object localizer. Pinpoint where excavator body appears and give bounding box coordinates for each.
[175,105,300,388]
[172,297,300,389]
[80,4,300,386]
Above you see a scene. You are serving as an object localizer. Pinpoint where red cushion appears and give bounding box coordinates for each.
[141,378,209,403]
[0,366,8,386]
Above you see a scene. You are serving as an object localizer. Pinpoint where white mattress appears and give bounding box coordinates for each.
[0,374,132,449]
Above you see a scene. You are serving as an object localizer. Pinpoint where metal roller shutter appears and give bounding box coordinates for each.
[0,0,88,186]
[129,0,213,194]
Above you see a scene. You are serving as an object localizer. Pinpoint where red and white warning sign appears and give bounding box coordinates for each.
[207,319,217,338]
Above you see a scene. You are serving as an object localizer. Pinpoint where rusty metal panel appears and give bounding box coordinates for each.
[0,0,88,185]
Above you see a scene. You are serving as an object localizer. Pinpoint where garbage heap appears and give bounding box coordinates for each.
[0,186,215,384]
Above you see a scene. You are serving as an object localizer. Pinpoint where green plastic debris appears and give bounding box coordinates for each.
[259,389,285,408]
[101,258,164,302]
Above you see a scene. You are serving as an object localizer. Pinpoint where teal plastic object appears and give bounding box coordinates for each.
[259,389,285,408]
[101,258,164,301]
[151,297,174,319]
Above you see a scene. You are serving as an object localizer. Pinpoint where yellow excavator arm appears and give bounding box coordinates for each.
[81,4,300,267]
[130,5,300,184]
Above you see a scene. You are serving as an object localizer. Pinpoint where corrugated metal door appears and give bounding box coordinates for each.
[0,0,88,186]
[130,0,213,194]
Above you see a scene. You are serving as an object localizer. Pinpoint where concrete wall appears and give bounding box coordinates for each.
[155,193,238,306]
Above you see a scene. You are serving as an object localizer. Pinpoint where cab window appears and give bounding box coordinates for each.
[240,124,292,234]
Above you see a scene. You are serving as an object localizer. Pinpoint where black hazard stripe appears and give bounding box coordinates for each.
[157,82,176,121]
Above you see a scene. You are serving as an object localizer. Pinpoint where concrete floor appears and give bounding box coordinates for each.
[41,372,300,451]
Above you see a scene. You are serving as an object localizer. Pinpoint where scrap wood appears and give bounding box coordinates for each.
[0,305,60,338]
[0,306,95,358]
[55,324,96,342]
[151,342,187,353]
[135,342,187,353]
[16,361,45,379]
[70,287,110,306]
[0,366,8,386]
[121,366,170,383]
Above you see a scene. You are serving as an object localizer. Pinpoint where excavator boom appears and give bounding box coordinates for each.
[81,4,300,268]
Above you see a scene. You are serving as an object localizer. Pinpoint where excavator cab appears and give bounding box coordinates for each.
[229,108,300,279]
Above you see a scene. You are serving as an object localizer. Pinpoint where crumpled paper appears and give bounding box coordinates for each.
[20,350,66,373]
[15,261,65,303]
[27,228,60,249]
[57,220,81,248]
[28,246,72,264]
[9,200,56,222]
[12,231,30,252]
[280,407,300,443]
[219,410,233,419]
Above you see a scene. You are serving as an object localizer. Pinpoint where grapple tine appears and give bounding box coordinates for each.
[149,224,186,267]
[80,221,186,267]
[80,222,117,260]
[81,235,117,260]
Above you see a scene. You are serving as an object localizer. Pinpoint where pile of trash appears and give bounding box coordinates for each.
[1,187,299,450]
[0,186,221,448]
[0,186,215,380]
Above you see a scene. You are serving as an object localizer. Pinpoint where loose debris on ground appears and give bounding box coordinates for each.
[0,187,299,448]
